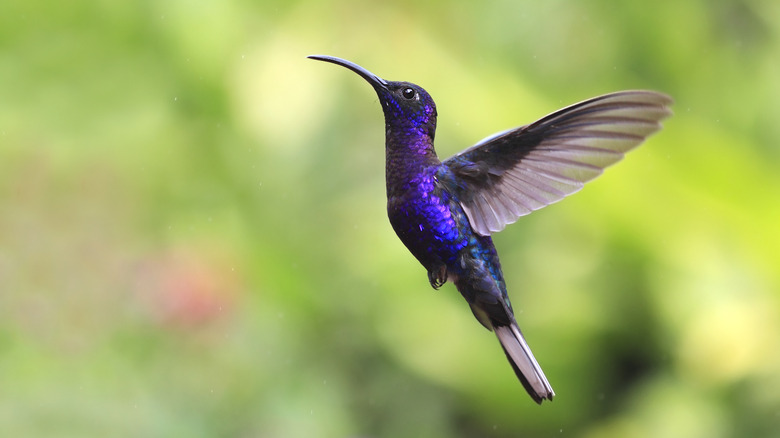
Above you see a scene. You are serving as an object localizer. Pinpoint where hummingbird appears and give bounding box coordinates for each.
[308,55,672,404]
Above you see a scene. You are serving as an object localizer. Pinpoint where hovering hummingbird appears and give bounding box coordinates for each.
[308,55,672,404]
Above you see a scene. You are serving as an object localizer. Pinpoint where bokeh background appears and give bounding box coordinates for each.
[2,0,779,437]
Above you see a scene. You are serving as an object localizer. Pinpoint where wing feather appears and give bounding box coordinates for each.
[442,90,672,235]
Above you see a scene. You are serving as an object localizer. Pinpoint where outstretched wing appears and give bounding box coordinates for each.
[442,90,673,236]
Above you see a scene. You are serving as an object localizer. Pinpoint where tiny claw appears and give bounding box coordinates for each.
[428,265,448,289]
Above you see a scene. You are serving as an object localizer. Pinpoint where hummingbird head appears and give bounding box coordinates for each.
[308,55,438,140]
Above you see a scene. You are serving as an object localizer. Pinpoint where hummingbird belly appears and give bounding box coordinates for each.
[387,168,470,273]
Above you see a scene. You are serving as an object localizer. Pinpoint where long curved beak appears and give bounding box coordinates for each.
[308,55,388,89]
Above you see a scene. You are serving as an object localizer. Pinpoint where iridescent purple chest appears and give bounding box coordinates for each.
[387,166,470,269]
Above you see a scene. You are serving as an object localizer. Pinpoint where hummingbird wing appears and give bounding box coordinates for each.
[442,90,672,236]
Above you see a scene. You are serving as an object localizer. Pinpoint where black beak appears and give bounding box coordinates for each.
[308,55,388,90]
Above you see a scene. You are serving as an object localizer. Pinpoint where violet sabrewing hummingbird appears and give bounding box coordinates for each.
[308,54,672,404]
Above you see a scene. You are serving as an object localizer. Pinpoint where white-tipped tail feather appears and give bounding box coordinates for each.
[494,323,555,404]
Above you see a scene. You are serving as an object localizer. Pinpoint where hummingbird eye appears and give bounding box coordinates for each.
[401,87,416,100]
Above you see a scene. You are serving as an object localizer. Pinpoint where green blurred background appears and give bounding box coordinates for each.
[2,0,779,437]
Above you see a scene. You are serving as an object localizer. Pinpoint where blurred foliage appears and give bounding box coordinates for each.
[1,0,779,437]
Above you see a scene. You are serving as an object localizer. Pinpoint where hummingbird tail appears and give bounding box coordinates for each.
[494,323,555,404]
